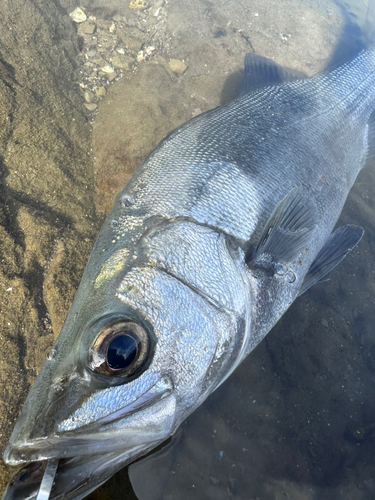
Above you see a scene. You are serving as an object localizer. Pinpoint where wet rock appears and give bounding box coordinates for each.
[107,71,117,82]
[111,52,133,71]
[96,86,107,97]
[102,64,115,73]
[69,7,87,23]
[92,56,108,67]
[0,0,96,494]
[84,103,98,111]
[98,33,115,49]
[168,58,187,75]
[96,18,115,31]
[78,21,96,35]
[117,30,143,52]
[84,90,94,103]
[129,0,148,10]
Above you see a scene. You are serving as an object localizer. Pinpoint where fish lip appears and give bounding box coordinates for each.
[4,376,175,466]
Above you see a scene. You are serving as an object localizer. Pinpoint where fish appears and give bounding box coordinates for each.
[2,49,375,499]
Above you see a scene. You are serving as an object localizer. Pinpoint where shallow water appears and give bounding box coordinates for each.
[1,0,375,499]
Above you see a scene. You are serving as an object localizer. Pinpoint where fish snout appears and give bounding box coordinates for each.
[3,374,176,466]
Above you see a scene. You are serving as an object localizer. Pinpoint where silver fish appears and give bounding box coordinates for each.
[3,50,374,499]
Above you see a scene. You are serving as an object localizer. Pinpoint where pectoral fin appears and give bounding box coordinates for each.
[247,188,319,270]
[299,224,364,296]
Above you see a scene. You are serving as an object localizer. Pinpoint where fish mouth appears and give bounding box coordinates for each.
[4,376,176,466]
[3,447,160,500]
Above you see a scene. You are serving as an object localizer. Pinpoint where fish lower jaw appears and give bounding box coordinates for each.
[3,430,167,466]
[4,389,177,466]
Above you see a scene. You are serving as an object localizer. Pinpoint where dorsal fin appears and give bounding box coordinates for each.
[240,54,305,95]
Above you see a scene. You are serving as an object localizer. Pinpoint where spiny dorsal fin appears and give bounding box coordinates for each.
[240,54,305,95]
[247,188,319,269]
[299,224,364,296]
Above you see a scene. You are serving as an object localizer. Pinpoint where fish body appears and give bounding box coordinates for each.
[3,50,375,499]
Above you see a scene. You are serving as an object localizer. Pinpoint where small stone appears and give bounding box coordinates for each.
[150,0,164,17]
[111,53,133,71]
[96,19,114,30]
[137,50,146,62]
[84,103,97,111]
[84,90,94,103]
[86,49,97,58]
[78,21,96,35]
[168,59,187,75]
[129,0,148,10]
[107,71,117,82]
[96,86,106,97]
[210,476,220,485]
[101,65,115,73]
[91,57,108,67]
[321,318,329,328]
[117,30,143,52]
[98,35,115,49]
[145,45,155,55]
[70,7,87,23]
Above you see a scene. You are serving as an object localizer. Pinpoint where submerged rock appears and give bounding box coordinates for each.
[69,7,87,23]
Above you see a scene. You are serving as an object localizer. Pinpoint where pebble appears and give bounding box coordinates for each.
[101,65,115,73]
[96,86,106,97]
[84,90,94,103]
[71,3,167,116]
[78,22,96,35]
[129,0,148,10]
[70,7,87,23]
[85,50,97,58]
[96,19,114,30]
[111,53,133,70]
[137,50,146,62]
[117,31,143,52]
[107,71,117,82]
[91,57,107,67]
[169,59,187,75]
[84,103,97,111]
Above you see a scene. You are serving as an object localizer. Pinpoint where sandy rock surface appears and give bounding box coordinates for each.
[0,0,97,493]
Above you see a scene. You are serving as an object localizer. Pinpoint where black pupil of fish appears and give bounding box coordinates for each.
[107,334,138,370]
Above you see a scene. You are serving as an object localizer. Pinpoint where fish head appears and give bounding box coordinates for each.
[4,217,249,496]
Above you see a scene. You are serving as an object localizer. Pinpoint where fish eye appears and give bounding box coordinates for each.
[89,321,150,378]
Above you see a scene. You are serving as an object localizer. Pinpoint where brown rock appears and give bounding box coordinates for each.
[78,21,96,35]
[111,52,133,71]
[168,58,187,75]
[0,0,97,494]
[96,18,114,30]
[117,29,143,52]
